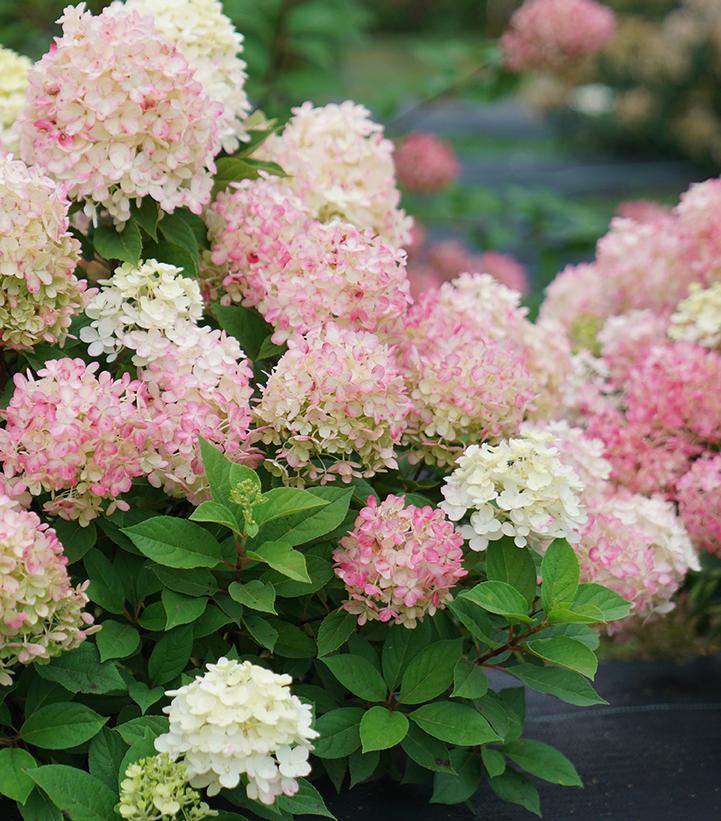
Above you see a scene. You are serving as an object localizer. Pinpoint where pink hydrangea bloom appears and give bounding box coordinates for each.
[257,101,411,246]
[407,263,443,298]
[427,241,474,281]
[598,309,668,384]
[676,177,721,284]
[677,456,721,557]
[401,276,538,465]
[18,3,221,225]
[539,262,613,340]
[615,199,671,223]
[0,155,85,350]
[474,251,529,294]
[254,324,411,484]
[0,494,95,685]
[502,0,616,74]
[333,495,467,628]
[0,359,152,525]
[394,132,459,194]
[137,323,255,503]
[208,178,411,344]
[574,494,694,623]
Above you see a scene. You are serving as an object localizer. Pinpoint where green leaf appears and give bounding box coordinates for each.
[128,681,165,715]
[460,581,532,623]
[277,779,336,819]
[431,749,482,805]
[158,209,200,257]
[524,637,598,679]
[84,550,125,614]
[507,664,607,706]
[360,706,409,753]
[242,613,279,651]
[504,738,582,787]
[489,769,541,817]
[541,539,580,613]
[254,488,328,526]
[211,303,271,361]
[96,621,141,662]
[162,589,208,629]
[256,487,352,546]
[88,728,128,790]
[52,519,96,564]
[138,601,167,631]
[547,603,606,625]
[247,541,310,582]
[399,639,463,705]
[481,747,506,778]
[321,655,387,702]
[348,748,379,787]
[451,658,488,699]
[150,565,218,598]
[257,336,286,361]
[212,156,284,197]
[19,788,63,821]
[229,580,277,614]
[573,583,631,622]
[93,221,142,264]
[410,702,501,746]
[35,643,126,694]
[0,748,38,803]
[20,703,107,749]
[313,708,364,759]
[28,766,117,821]
[118,728,157,788]
[124,516,222,569]
[144,238,198,276]
[148,624,194,685]
[190,501,242,534]
[447,598,497,646]
[400,724,455,774]
[130,198,159,241]
[534,623,600,651]
[116,716,168,747]
[486,541,537,607]
[381,620,434,690]
[317,611,356,657]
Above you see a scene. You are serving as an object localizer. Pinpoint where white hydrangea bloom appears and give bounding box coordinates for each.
[124,0,251,153]
[668,281,721,348]
[155,658,319,805]
[0,46,31,152]
[440,430,587,551]
[80,259,203,363]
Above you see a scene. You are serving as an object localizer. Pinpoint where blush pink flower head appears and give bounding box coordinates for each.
[502,0,616,74]
[333,495,467,628]
[18,3,221,225]
[394,132,459,194]
[208,176,411,345]
[0,495,95,685]
[0,155,85,350]
[254,324,411,484]
[677,455,721,557]
[0,358,152,525]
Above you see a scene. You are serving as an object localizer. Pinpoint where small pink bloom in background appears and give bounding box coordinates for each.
[394,132,460,194]
[474,250,529,294]
[677,456,721,558]
[502,0,616,74]
[333,495,467,629]
[406,219,426,259]
[427,240,475,280]
[615,199,671,224]
[425,241,528,294]
[407,264,443,299]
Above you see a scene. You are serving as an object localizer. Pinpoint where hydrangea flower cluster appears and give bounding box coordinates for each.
[117,753,216,820]
[0,46,31,152]
[0,156,85,350]
[155,658,318,805]
[138,324,255,503]
[254,324,411,483]
[668,281,721,348]
[207,179,411,344]
[502,0,616,74]
[574,493,698,621]
[677,455,721,557]
[333,495,467,628]
[79,259,203,363]
[440,430,587,551]
[597,309,668,383]
[257,101,411,246]
[394,132,460,194]
[18,3,221,224]
[0,495,95,686]
[421,241,529,294]
[124,0,250,153]
[0,359,153,525]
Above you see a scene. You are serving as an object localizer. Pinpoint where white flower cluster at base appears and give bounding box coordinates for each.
[440,429,587,551]
[155,658,318,805]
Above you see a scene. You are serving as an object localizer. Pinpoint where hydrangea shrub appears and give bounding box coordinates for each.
[0,1,702,819]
